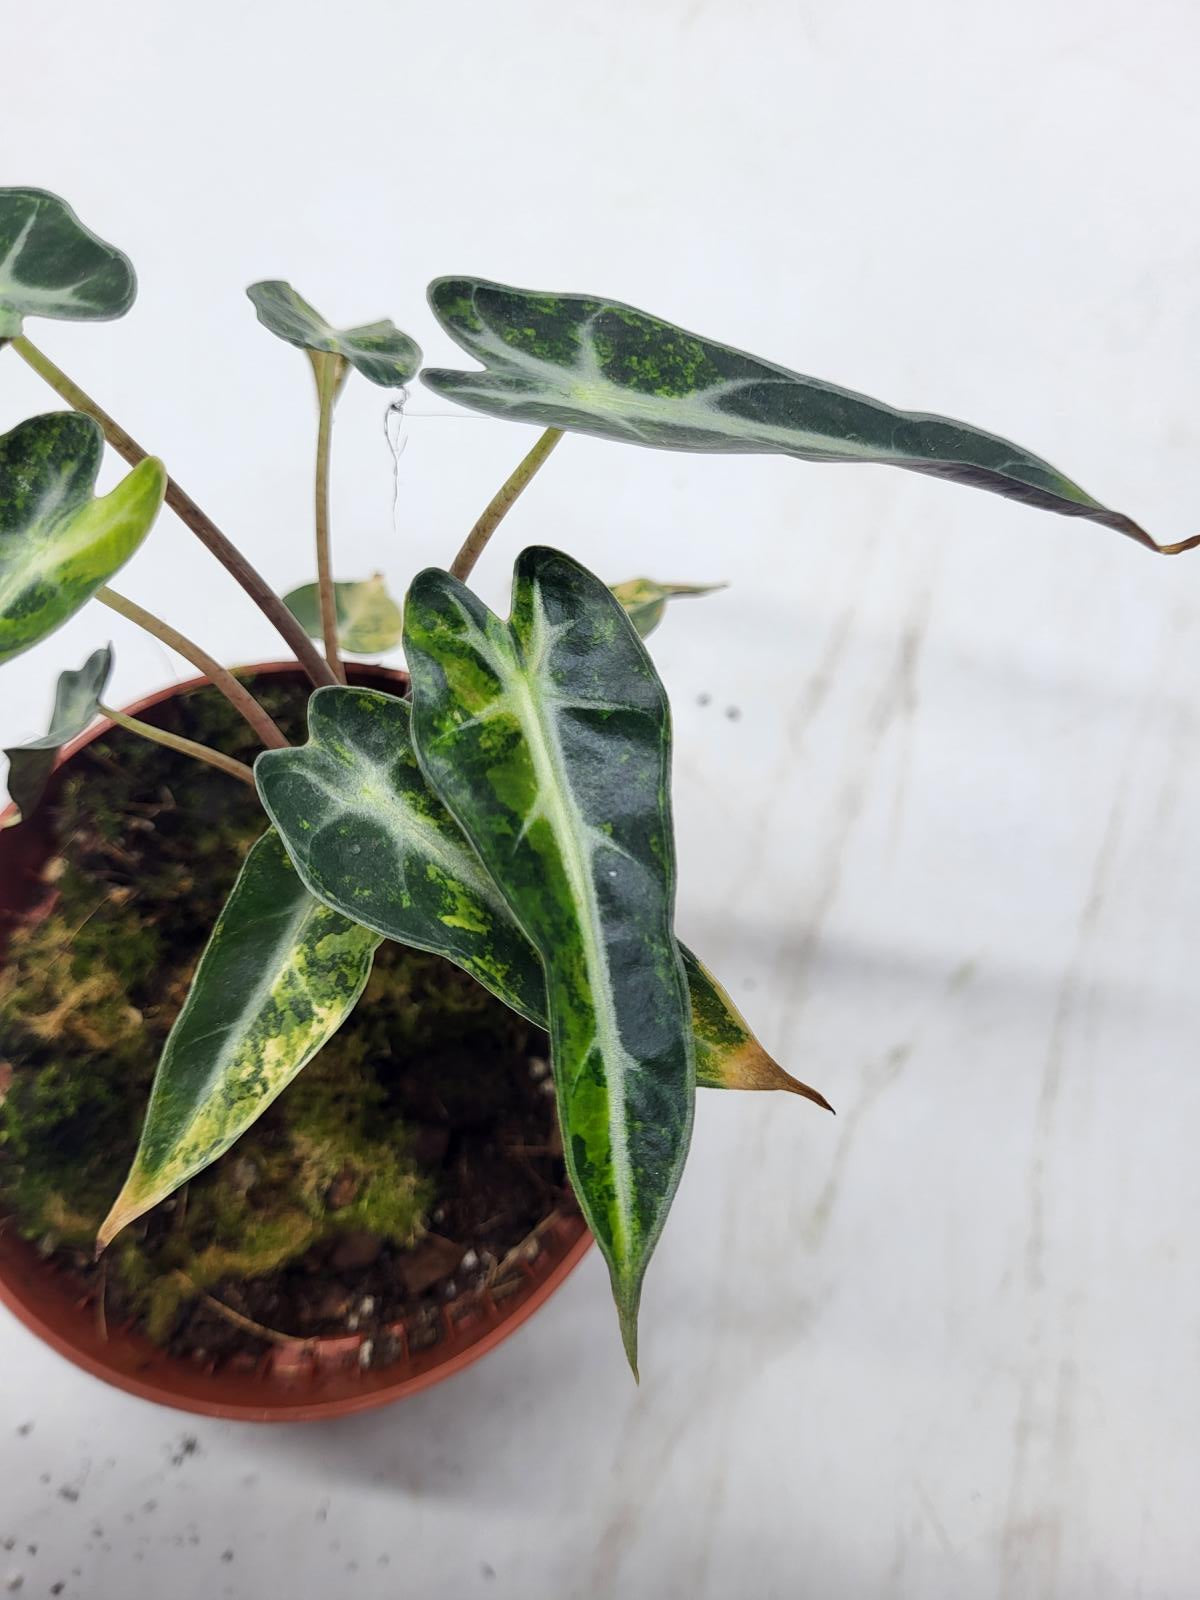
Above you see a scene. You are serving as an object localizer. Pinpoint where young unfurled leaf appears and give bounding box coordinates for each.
[247,280,422,389]
[282,574,404,655]
[98,829,380,1251]
[403,547,694,1371]
[3,644,113,823]
[256,684,831,1109]
[423,278,1194,556]
[0,188,136,339]
[611,578,726,639]
[0,413,165,664]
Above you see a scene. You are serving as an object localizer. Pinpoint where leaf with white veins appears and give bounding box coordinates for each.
[256,684,831,1109]
[422,277,1198,555]
[247,280,422,388]
[402,546,693,1371]
[0,412,165,664]
[98,829,380,1250]
[0,188,136,338]
[4,643,113,822]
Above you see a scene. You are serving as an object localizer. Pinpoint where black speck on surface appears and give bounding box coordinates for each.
[221,1552,233,1564]
[696,692,711,707]
[50,1585,64,1596]
[56,1488,79,1505]
[142,1501,157,1514]
[725,704,741,720]
[37,1477,49,1488]
[1,1539,12,1551]
[15,1423,32,1438]
[481,1563,496,1580]
[23,1547,34,1558]
[169,1436,199,1467]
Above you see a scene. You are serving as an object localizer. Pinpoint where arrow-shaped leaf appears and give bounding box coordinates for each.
[422,277,1195,555]
[282,573,404,654]
[256,683,829,1108]
[0,188,136,339]
[98,828,381,1251]
[0,413,166,665]
[247,280,422,389]
[612,577,726,639]
[4,643,113,822]
[402,546,693,1370]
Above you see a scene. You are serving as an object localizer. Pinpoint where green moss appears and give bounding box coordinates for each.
[0,678,525,1347]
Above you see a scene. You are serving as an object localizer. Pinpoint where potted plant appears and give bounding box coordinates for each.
[0,189,1191,1418]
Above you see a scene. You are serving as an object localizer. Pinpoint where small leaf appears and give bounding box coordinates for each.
[282,574,404,654]
[98,829,380,1251]
[0,413,166,665]
[256,683,831,1108]
[4,644,113,822]
[423,278,1190,555]
[0,188,136,338]
[247,280,422,388]
[611,577,726,639]
[404,546,694,1372]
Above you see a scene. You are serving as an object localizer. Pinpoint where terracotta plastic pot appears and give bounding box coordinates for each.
[0,661,591,1422]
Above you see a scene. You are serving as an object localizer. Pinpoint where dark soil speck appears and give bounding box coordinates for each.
[14,1424,32,1438]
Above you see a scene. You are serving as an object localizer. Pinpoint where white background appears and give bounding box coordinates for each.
[2,2,1200,1596]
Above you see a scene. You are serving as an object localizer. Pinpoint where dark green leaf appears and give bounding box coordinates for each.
[98,829,381,1250]
[247,280,422,388]
[423,278,1193,555]
[0,413,165,664]
[0,188,136,338]
[282,573,404,654]
[4,643,113,822]
[403,546,693,1371]
[611,577,726,639]
[257,683,832,1111]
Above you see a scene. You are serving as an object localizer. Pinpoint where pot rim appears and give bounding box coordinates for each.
[0,660,591,1422]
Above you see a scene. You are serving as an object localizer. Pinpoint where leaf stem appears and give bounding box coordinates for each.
[97,704,257,788]
[9,335,338,689]
[449,427,563,583]
[310,352,349,683]
[95,586,288,749]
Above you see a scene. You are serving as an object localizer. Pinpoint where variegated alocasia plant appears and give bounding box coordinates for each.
[1,185,1191,1375]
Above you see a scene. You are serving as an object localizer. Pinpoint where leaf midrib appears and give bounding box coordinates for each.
[501,592,635,1265]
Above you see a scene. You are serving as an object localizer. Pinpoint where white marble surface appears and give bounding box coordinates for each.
[3,1,1200,1595]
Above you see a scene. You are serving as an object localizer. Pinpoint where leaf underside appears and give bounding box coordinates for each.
[422,277,1191,555]
[247,280,422,388]
[402,546,694,1371]
[99,829,380,1250]
[0,187,136,338]
[282,574,404,654]
[4,643,113,821]
[0,412,165,664]
[256,683,828,1107]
